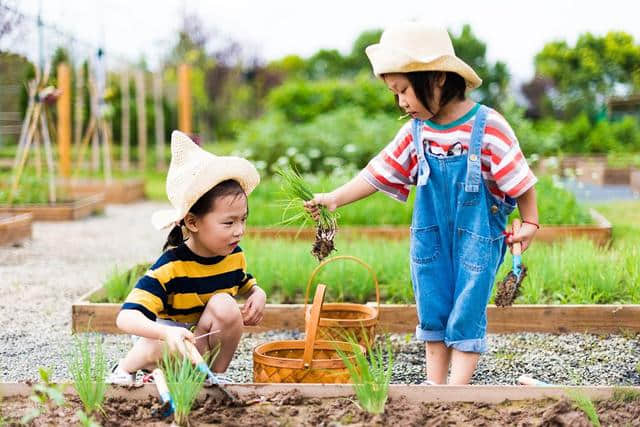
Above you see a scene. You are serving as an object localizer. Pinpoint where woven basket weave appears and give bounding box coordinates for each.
[304,255,379,347]
[253,284,365,383]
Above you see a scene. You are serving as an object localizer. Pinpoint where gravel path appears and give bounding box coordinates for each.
[1,201,639,385]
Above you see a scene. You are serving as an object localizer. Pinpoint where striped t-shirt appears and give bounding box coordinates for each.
[122,244,256,324]
[360,103,537,202]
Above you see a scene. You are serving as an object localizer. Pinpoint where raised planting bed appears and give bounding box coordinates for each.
[0,193,104,221]
[632,169,640,193]
[0,213,32,246]
[1,382,639,425]
[72,286,640,335]
[561,155,634,185]
[248,208,612,246]
[64,177,146,204]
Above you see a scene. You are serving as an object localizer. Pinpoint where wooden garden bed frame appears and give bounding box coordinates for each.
[631,169,640,193]
[247,208,612,247]
[0,213,32,246]
[560,155,634,186]
[0,194,104,221]
[72,286,640,335]
[1,382,636,404]
[64,178,145,204]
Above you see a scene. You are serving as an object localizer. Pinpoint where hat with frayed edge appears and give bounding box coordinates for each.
[365,22,482,90]
[151,131,260,230]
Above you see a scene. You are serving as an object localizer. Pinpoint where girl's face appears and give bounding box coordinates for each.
[185,194,248,257]
[383,73,443,121]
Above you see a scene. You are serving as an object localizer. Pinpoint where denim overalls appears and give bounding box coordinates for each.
[410,105,515,353]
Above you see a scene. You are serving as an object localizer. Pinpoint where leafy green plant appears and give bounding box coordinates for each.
[612,387,640,403]
[76,410,101,427]
[98,263,151,303]
[566,390,600,427]
[67,334,107,415]
[20,367,66,424]
[335,332,393,414]
[159,348,207,426]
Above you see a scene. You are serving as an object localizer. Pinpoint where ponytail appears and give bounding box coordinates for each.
[163,223,185,251]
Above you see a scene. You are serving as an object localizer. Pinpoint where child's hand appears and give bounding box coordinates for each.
[304,193,338,220]
[162,326,196,357]
[507,222,537,252]
[242,286,266,326]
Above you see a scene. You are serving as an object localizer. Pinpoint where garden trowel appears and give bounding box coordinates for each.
[495,218,528,307]
[151,368,174,418]
[183,340,239,403]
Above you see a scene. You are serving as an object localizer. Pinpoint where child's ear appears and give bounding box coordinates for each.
[437,72,447,88]
[183,213,199,233]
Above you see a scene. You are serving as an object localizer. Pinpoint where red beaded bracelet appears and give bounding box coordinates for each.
[522,220,540,229]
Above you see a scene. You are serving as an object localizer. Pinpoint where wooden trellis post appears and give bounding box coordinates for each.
[178,63,192,135]
[73,64,83,151]
[120,69,130,171]
[57,63,71,178]
[153,72,165,170]
[135,70,147,171]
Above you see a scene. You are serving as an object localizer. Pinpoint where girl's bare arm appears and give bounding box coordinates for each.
[306,175,378,212]
[510,186,538,252]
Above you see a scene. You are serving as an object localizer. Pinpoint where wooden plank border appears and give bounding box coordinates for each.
[247,208,612,246]
[0,213,32,246]
[65,178,146,204]
[0,193,105,221]
[1,382,637,404]
[72,286,640,335]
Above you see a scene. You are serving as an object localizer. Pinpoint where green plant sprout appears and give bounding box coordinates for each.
[566,390,601,427]
[99,263,150,303]
[335,331,393,414]
[76,409,101,427]
[159,347,209,426]
[67,334,107,415]
[20,367,66,425]
[275,166,338,261]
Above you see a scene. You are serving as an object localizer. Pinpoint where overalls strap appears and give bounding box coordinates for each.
[465,105,488,192]
[411,118,429,186]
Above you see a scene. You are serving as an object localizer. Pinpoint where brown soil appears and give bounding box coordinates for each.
[2,389,640,426]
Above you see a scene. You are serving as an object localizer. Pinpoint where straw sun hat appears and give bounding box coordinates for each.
[365,22,482,90]
[151,131,260,230]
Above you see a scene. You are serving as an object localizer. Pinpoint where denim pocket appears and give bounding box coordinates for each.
[457,228,491,273]
[410,225,441,264]
[456,182,480,207]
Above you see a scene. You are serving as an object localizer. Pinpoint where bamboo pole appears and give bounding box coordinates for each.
[135,70,147,171]
[101,119,113,184]
[40,111,57,202]
[73,64,83,152]
[57,63,72,178]
[120,69,130,171]
[9,103,42,204]
[153,72,165,170]
[177,63,192,135]
[13,82,36,171]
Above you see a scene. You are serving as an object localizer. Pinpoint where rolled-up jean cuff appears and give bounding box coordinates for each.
[415,325,445,342]
[445,338,487,353]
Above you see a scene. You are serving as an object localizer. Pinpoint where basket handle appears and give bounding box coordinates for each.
[302,284,326,368]
[304,255,380,312]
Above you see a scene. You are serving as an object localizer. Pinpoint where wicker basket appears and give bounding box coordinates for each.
[253,284,365,383]
[304,255,380,347]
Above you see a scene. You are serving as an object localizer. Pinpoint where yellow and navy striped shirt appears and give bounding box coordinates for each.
[122,244,256,323]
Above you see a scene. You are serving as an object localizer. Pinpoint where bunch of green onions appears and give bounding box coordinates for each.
[276,167,338,261]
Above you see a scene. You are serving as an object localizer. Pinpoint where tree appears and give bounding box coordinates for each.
[534,31,640,119]
[0,0,22,42]
[450,24,510,108]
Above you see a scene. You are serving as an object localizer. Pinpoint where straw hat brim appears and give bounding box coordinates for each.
[151,155,260,230]
[366,44,482,90]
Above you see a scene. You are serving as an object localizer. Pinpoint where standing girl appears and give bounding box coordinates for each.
[108,131,266,385]
[306,23,539,385]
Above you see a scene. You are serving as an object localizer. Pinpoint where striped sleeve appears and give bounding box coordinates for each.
[359,121,418,202]
[237,251,257,295]
[121,274,167,321]
[485,113,537,198]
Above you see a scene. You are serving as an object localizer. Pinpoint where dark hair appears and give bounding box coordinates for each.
[391,71,466,116]
[163,179,246,251]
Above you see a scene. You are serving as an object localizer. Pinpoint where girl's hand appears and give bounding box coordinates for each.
[304,193,338,220]
[242,287,266,326]
[162,326,195,357]
[507,223,537,252]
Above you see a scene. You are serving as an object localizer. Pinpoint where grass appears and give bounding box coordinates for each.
[566,390,601,427]
[66,334,107,416]
[612,387,640,403]
[95,263,150,303]
[159,348,207,427]
[335,333,393,414]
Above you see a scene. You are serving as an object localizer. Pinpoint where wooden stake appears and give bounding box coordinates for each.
[178,63,192,135]
[40,111,57,203]
[153,72,165,170]
[9,103,42,204]
[135,70,147,171]
[57,63,72,178]
[120,69,130,171]
[89,80,100,173]
[73,64,84,151]
[101,119,113,184]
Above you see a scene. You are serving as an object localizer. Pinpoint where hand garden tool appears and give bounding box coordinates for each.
[183,339,239,403]
[151,368,175,418]
[495,218,528,307]
[194,329,220,341]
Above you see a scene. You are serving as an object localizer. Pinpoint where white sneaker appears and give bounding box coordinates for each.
[106,363,136,385]
[204,372,233,386]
